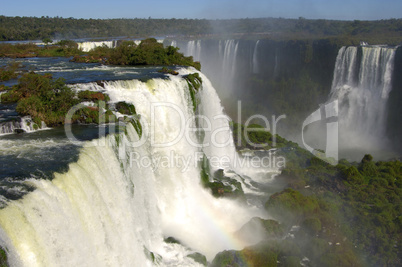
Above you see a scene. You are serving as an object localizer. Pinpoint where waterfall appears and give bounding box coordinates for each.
[221,40,238,80]
[169,40,177,48]
[0,116,44,136]
[77,41,118,52]
[186,41,201,61]
[331,46,359,90]
[219,40,239,98]
[252,40,260,74]
[172,39,242,98]
[0,69,267,266]
[329,45,398,155]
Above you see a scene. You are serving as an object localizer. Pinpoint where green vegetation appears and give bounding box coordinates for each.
[0,62,21,81]
[77,90,110,102]
[1,72,78,125]
[184,72,202,111]
[231,121,295,150]
[112,101,142,137]
[41,37,53,45]
[128,114,142,138]
[158,67,178,75]
[184,73,202,90]
[187,252,207,266]
[210,123,401,266]
[115,101,136,115]
[207,169,245,199]
[265,155,402,266]
[0,72,116,126]
[0,16,211,41]
[199,155,245,200]
[0,42,83,58]
[0,247,7,267]
[72,38,201,70]
[235,217,286,240]
[0,16,402,45]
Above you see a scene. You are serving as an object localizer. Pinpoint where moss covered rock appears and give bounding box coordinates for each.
[0,247,8,267]
[115,101,137,115]
[187,252,207,266]
[265,188,319,222]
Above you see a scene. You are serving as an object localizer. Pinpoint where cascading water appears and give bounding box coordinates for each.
[0,69,272,266]
[329,45,398,158]
[0,117,45,136]
[252,40,260,74]
[170,39,243,99]
[221,40,238,83]
[77,41,118,52]
[186,41,202,62]
[331,46,359,90]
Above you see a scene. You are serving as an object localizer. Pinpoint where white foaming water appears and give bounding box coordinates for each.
[252,40,260,74]
[0,69,272,266]
[198,75,237,170]
[221,40,239,85]
[169,40,177,48]
[0,138,79,157]
[329,45,398,155]
[77,39,164,52]
[186,41,202,62]
[331,46,359,90]
[77,41,118,52]
[0,117,47,136]
[172,39,242,98]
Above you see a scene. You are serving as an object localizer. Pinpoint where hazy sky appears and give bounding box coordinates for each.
[1,0,401,20]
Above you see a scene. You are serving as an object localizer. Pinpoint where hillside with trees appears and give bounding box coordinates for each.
[0,16,401,44]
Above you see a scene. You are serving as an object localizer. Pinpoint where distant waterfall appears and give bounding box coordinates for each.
[0,69,267,266]
[77,41,118,52]
[186,40,202,61]
[78,39,163,52]
[329,45,398,155]
[221,40,239,84]
[170,39,242,98]
[252,40,260,74]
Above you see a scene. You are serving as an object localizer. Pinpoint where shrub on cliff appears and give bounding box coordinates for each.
[107,38,201,70]
[9,72,78,126]
[78,90,110,102]
[2,72,76,126]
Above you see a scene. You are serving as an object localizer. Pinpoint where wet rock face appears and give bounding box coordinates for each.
[13,128,25,134]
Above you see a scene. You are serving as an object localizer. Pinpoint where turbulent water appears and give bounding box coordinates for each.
[0,39,399,266]
[77,40,118,52]
[0,58,279,266]
[173,39,400,160]
[329,45,398,159]
[168,39,243,99]
[77,39,164,52]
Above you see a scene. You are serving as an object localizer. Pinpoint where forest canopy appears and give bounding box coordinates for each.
[0,16,401,44]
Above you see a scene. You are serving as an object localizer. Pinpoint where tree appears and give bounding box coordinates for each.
[42,37,53,46]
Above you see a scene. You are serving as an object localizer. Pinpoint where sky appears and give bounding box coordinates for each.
[1,0,401,20]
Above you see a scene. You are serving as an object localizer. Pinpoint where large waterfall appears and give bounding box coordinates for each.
[173,39,401,159]
[329,45,398,157]
[170,40,243,99]
[0,69,271,266]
